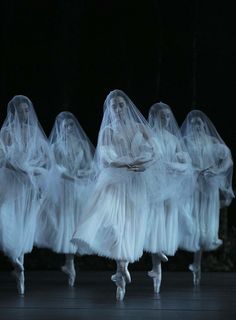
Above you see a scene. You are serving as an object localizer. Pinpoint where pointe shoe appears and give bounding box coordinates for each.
[12,270,25,295]
[111,266,131,284]
[116,286,125,301]
[153,277,161,293]
[111,273,118,282]
[61,265,76,287]
[115,274,126,301]
[158,252,168,263]
[193,270,201,286]
[189,264,201,286]
[17,271,25,295]
[148,270,161,293]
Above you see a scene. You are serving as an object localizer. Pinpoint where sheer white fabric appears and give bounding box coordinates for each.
[144,102,195,255]
[35,112,94,253]
[179,110,234,251]
[0,95,51,260]
[71,89,163,262]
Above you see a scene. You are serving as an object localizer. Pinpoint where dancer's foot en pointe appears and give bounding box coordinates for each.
[11,254,25,295]
[148,252,168,293]
[61,254,76,287]
[111,261,131,283]
[111,260,131,301]
[189,250,202,286]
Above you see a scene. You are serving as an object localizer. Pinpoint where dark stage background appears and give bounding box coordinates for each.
[0,0,235,272]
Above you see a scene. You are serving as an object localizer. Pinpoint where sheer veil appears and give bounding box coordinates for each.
[71,89,166,262]
[35,111,95,253]
[94,89,157,174]
[0,95,51,259]
[148,102,195,199]
[181,109,234,207]
[0,95,51,196]
[49,111,94,180]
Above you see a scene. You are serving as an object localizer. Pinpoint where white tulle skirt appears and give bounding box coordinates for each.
[35,178,86,254]
[144,199,180,256]
[0,169,38,260]
[71,168,150,263]
[179,185,222,252]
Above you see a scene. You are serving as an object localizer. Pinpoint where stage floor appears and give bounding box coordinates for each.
[0,271,235,319]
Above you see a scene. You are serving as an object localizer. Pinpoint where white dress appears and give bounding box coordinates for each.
[0,125,49,260]
[179,135,232,251]
[36,138,89,254]
[145,129,192,255]
[72,126,155,263]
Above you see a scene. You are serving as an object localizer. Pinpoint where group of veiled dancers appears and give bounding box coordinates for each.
[0,90,234,300]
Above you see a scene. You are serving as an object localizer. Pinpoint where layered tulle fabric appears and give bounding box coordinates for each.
[179,110,234,251]
[71,90,164,262]
[0,95,51,260]
[144,102,195,255]
[35,112,94,254]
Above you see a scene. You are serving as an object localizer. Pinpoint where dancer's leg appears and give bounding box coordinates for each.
[111,261,131,283]
[12,253,25,295]
[61,254,76,287]
[148,252,168,293]
[112,260,130,301]
[189,250,202,286]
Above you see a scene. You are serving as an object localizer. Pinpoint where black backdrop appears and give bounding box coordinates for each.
[0,0,235,271]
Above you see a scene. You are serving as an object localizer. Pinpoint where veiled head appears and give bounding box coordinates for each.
[8,95,35,124]
[190,116,206,133]
[62,116,76,134]
[104,90,130,124]
[158,108,172,128]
